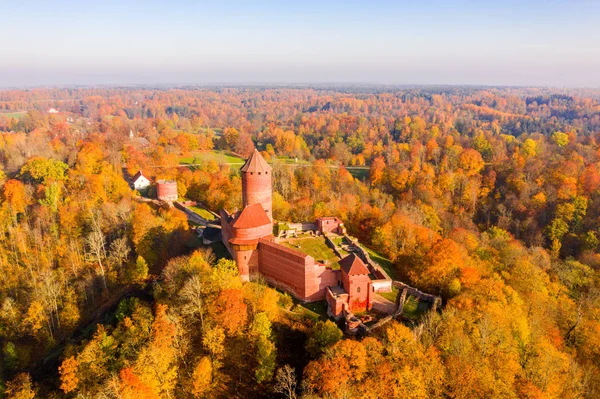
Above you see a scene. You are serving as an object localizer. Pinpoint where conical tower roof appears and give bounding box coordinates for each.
[240,149,272,173]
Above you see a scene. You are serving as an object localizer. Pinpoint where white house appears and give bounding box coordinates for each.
[131,171,150,191]
[47,108,59,114]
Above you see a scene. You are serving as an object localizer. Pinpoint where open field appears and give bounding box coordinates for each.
[0,111,27,120]
[291,300,329,321]
[364,246,396,280]
[280,235,340,269]
[180,150,245,165]
[187,205,216,220]
[379,287,399,302]
[402,296,430,320]
[347,167,369,181]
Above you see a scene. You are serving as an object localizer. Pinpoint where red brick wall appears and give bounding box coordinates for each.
[220,213,234,257]
[157,181,178,201]
[326,289,347,318]
[233,223,272,240]
[317,218,343,234]
[258,240,341,302]
[234,247,259,281]
[304,263,341,302]
[242,172,273,221]
[258,240,309,299]
[342,273,372,312]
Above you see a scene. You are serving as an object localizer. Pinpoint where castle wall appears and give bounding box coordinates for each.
[233,223,273,240]
[317,217,345,234]
[258,240,341,302]
[342,273,372,312]
[326,288,347,319]
[304,263,341,302]
[258,240,310,300]
[157,180,178,201]
[220,211,234,257]
[233,247,259,281]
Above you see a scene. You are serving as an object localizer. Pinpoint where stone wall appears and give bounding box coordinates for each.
[220,210,234,257]
[324,235,344,259]
[371,279,392,292]
[317,217,345,234]
[325,287,347,318]
[392,281,442,316]
[288,222,317,231]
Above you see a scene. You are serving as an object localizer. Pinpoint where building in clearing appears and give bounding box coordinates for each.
[131,171,150,191]
[221,149,389,317]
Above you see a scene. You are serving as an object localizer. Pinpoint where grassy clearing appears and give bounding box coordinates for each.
[330,236,344,246]
[180,150,245,165]
[292,300,328,321]
[194,127,222,135]
[0,111,27,120]
[275,156,311,165]
[402,296,430,320]
[188,205,215,220]
[281,235,340,269]
[363,246,396,280]
[347,167,369,181]
[379,287,399,302]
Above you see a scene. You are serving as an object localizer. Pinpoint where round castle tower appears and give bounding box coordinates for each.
[241,149,273,221]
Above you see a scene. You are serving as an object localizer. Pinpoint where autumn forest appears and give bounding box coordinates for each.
[0,86,600,398]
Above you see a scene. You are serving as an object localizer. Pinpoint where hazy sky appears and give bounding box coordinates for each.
[1,0,599,87]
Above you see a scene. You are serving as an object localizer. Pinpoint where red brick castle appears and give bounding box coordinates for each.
[221,149,392,317]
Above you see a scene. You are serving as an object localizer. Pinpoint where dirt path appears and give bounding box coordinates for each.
[371,293,397,314]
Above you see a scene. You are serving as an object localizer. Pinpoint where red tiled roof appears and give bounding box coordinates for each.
[339,253,370,276]
[240,149,272,173]
[232,203,271,229]
[132,170,144,181]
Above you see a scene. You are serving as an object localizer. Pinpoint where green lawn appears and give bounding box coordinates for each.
[328,236,350,257]
[188,205,216,220]
[291,300,329,321]
[364,246,396,280]
[195,127,222,135]
[402,296,430,320]
[347,167,369,181]
[379,287,399,302]
[280,235,340,269]
[180,150,245,165]
[275,156,311,165]
[330,236,344,246]
[0,111,27,120]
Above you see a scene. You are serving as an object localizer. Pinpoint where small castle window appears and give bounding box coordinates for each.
[258,172,261,175]
[250,172,254,175]
[357,287,361,293]
[265,171,268,174]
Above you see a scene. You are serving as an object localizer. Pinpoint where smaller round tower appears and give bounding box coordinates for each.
[240,149,273,221]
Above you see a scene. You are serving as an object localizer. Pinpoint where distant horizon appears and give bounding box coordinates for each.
[2,1,599,87]
[1,82,600,91]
